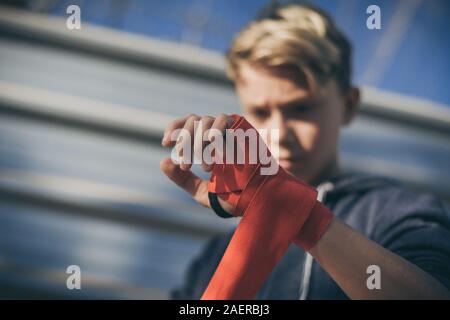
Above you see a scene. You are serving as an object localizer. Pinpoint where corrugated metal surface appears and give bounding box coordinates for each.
[0,7,449,299]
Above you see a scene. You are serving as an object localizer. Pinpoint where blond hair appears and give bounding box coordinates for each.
[226,3,352,92]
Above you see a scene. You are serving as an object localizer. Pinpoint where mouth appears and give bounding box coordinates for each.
[278,157,301,168]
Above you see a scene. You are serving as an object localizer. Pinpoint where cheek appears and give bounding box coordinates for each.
[246,118,278,154]
[303,106,341,153]
[243,115,269,140]
[242,114,262,132]
[254,124,270,146]
[242,111,260,128]
[293,122,321,152]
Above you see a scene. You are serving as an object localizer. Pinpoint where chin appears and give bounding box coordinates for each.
[278,159,315,182]
[280,164,304,180]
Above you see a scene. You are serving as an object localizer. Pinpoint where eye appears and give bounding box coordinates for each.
[252,108,270,118]
[294,104,312,113]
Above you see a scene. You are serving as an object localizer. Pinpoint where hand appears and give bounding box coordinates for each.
[160,113,235,213]
[161,114,331,300]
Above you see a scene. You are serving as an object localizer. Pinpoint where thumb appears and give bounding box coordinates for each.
[160,157,210,207]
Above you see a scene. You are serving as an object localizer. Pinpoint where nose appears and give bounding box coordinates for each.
[266,111,296,147]
[261,111,298,161]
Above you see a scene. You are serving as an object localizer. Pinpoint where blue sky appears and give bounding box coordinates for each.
[49,0,450,106]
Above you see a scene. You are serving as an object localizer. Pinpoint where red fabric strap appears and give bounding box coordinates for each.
[294,201,334,250]
[202,115,333,300]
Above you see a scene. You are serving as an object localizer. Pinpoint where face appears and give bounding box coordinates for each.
[235,63,359,185]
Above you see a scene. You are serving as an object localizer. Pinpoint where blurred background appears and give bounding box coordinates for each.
[0,0,449,299]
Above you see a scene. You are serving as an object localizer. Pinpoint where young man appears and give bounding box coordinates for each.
[160,3,450,299]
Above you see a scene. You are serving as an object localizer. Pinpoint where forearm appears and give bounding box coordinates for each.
[187,114,449,300]
[309,217,450,299]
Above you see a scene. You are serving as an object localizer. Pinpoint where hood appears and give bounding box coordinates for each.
[318,171,399,202]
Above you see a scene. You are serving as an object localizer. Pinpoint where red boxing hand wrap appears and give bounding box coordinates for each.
[202,115,333,300]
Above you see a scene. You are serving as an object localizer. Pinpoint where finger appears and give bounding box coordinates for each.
[196,116,214,172]
[208,113,229,141]
[178,115,200,171]
[206,114,235,166]
[160,157,210,207]
[162,114,193,147]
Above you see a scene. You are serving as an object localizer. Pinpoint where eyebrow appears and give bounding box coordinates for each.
[250,97,314,109]
[280,97,314,108]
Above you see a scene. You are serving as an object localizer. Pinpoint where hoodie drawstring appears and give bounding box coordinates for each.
[298,181,334,300]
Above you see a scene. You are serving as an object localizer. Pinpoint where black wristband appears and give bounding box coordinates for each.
[208,192,234,219]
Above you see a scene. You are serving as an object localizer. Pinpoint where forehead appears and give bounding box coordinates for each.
[235,63,312,107]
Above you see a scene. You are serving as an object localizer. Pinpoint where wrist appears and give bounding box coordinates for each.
[293,202,335,251]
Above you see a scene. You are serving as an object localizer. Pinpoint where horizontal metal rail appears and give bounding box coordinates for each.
[0,81,171,145]
[0,168,235,239]
[0,5,449,133]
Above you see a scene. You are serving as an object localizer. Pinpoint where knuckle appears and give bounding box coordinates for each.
[187,114,201,124]
[213,114,226,126]
[167,119,178,129]
[201,115,214,124]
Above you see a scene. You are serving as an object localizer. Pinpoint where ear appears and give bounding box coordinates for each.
[342,87,360,126]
